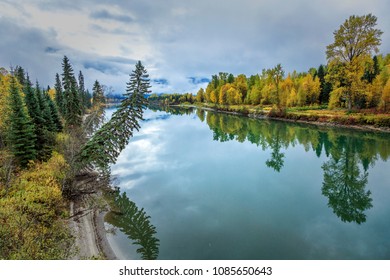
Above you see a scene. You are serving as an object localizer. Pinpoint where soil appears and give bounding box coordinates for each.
[67,168,118,260]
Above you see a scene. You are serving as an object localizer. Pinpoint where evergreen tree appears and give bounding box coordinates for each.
[85,89,92,108]
[54,73,65,116]
[78,61,150,171]
[35,81,54,131]
[14,66,26,88]
[44,90,62,132]
[61,56,82,127]
[23,75,48,159]
[24,75,44,128]
[7,75,36,167]
[363,55,380,83]
[92,80,105,105]
[78,70,86,113]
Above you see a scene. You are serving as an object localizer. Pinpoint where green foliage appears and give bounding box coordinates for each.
[7,76,37,167]
[78,61,150,171]
[326,14,383,109]
[92,80,106,106]
[62,56,82,127]
[0,153,74,259]
[322,147,372,224]
[54,73,65,116]
[78,71,87,113]
[45,90,63,132]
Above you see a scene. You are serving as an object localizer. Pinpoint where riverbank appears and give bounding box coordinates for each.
[180,103,390,133]
[68,168,117,260]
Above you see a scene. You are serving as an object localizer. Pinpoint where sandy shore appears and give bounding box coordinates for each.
[68,191,117,259]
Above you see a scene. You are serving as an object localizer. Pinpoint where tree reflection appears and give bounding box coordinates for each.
[106,191,159,260]
[149,104,194,115]
[265,135,285,172]
[322,144,372,224]
[190,108,388,222]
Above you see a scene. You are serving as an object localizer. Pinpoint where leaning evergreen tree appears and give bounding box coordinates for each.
[7,75,37,167]
[77,61,150,171]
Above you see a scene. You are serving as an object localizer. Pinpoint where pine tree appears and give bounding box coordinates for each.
[54,73,65,116]
[78,61,150,171]
[61,56,82,127]
[44,90,63,132]
[7,75,36,167]
[78,70,86,113]
[35,81,54,131]
[23,75,44,155]
[92,80,105,106]
[14,66,26,88]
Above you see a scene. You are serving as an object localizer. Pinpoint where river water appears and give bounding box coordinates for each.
[105,107,390,260]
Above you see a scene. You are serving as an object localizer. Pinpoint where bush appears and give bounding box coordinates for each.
[0,153,74,259]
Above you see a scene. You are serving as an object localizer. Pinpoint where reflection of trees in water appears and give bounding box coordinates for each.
[321,136,373,224]
[106,191,159,260]
[322,152,371,224]
[201,110,389,223]
[149,105,194,116]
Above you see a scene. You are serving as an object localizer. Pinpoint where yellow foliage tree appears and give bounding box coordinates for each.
[301,74,321,105]
[381,78,390,111]
[0,153,74,259]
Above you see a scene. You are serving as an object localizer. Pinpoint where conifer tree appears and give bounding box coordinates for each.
[35,81,54,131]
[92,80,105,105]
[23,76,44,154]
[78,70,86,113]
[44,90,62,132]
[14,66,26,88]
[54,73,65,116]
[7,75,36,167]
[61,56,82,127]
[78,61,150,171]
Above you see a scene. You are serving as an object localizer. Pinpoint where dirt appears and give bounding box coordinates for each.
[67,169,118,260]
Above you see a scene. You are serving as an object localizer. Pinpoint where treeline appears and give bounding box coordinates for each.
[154,15,390,112]
[196,53,390,110]
[197,15,390,111]
[148,92,195,105]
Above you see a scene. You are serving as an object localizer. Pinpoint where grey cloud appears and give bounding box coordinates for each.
[90,9,134,23]
[82,56,137,75]
[188,77,210,85]
[83,61,122,75]
[2,0,390,94]
[153,79,169,85]
[45,47,60,54]
[0,17,63,86]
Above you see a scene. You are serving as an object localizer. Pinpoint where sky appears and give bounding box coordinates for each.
[0,0,389,95]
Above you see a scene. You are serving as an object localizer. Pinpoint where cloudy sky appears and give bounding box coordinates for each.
[1,0,389,94]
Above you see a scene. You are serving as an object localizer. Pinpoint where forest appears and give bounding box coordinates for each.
[0,57,150,259]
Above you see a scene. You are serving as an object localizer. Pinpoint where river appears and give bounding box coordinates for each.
[104,106,390,260]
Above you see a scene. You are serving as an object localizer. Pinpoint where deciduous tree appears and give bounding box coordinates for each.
[326,14,383,109]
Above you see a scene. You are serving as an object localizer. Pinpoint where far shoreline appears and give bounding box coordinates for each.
[172,103,390,134]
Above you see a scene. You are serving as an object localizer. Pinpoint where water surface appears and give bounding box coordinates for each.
[105,107,390,260]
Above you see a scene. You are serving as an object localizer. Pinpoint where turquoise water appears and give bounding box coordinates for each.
[105,107,390,260]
